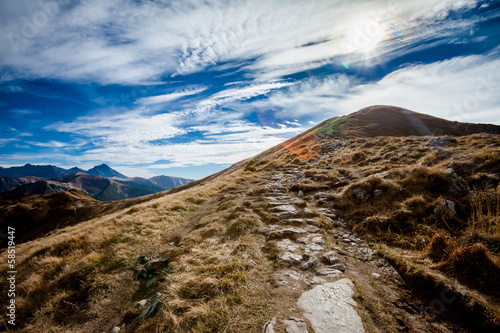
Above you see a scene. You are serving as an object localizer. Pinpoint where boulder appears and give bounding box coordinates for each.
[297,278,365,333]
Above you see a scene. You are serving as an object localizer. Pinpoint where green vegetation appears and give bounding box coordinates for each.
[317,115,352,137]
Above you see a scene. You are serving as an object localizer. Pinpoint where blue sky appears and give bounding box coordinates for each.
[0,0,499,179]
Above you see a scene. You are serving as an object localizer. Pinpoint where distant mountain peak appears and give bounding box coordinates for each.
[86,164,128,179]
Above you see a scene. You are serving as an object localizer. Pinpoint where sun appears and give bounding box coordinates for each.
[344,17,386,54]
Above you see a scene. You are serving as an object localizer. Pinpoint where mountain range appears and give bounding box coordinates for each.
[0,163,193,201]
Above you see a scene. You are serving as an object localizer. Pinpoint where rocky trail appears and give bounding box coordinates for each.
[239,167,455,333]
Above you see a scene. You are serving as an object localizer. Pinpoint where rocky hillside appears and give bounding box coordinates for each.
[1,106,499,333]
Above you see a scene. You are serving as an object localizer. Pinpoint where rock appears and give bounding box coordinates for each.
[296,237,309,244]
[134,299,148,309]
[330,264,345,272]
[305,243,324,252]
[110,327,121,333]
[310,276,326,284]
[139,292,162,319]
[280,252,302,265]
[445,168,468,196]
[298,190,304,197]
[277,239,300,252]
[272,270,301,280]
[373,189,383,199]
[440,135,453,142]
[283,317,308,333]
[311,236,324,245]
[286,218,306,226]
[273,205,298,213]
[306,225,320,233]
[434,198,456,216]
[301,256,319,271]
[352,187,369,201]
[371,273,381,279]
[263,317,277,333]
[315,268,343,278]
[342,238,352,243]
[323,251,340,264]
[136,258,169,279]
[297,278,365,333]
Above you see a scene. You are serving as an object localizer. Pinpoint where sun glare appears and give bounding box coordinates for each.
[344,17,386,54]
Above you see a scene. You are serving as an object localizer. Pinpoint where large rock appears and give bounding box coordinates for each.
[283,317,308,333]
[297,278,365,333]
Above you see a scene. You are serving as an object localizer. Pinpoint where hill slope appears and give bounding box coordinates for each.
[1,106,499,333]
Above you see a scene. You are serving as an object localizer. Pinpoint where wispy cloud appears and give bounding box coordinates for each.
[0,0,491,84]
[256,52,500,124]
[136,87,208,105]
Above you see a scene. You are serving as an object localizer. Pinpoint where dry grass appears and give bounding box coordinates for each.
[468,189,500,236]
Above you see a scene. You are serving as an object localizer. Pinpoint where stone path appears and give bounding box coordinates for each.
[252,167,399,332]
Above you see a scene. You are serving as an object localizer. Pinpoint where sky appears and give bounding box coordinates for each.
[0,0,499,180]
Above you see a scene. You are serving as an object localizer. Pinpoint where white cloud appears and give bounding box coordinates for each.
[136,87,208,105]
[0,0,489,84]
[257,52,500,124]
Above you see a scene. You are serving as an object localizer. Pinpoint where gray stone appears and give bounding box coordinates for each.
[280,252,302,265]
[440,135,453,142]
[311,236,324,245]
[323,251,340,264]
[315,268,343,278]
[298,190,304,197]
[263,317,277,333]
[139,292,162,318]
[286,218,306,226]
[305,243,324,252]
[284,317,308,333]
[310,276,326,284]
[301,256,319,271]
[273,205,298,213]
[272,270,301,280]
[330,264,345,272]
[371,273,381,279]
[297,278,365,333]
[277,239,300,252]
[445,168,468,196]
[110,327,121,333]
[296,237,309,244]
[134,299,148,309]
[434,198,456,216]
[306,225,320,233]
[352,187,369,201]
